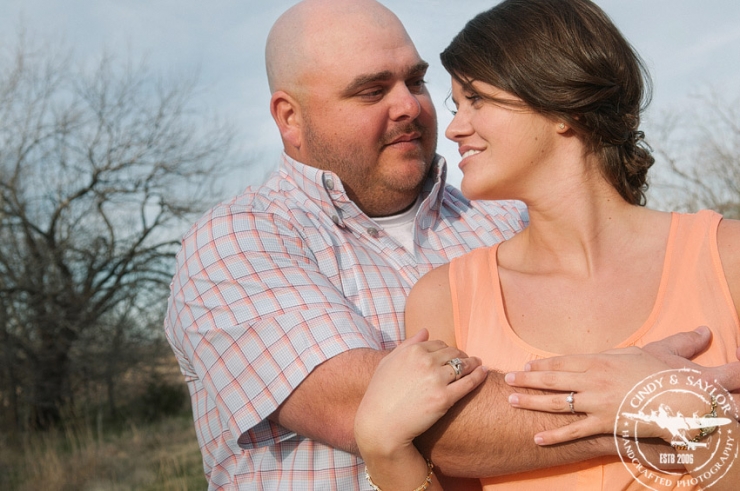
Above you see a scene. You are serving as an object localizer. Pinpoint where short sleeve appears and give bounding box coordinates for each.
[166,205,382,448]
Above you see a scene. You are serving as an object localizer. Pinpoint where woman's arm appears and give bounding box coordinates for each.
[403,265,484,489]
[354,329,487,490]
[718,218,740,334]
[405,265,457,346]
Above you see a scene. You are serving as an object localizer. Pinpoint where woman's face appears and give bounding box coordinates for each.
[445,77,562,201]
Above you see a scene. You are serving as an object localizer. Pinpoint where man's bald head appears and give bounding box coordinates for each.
[265,0,412,95]
[265,0,437,217]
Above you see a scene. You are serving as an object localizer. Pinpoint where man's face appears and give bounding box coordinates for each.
[297,23,437,216]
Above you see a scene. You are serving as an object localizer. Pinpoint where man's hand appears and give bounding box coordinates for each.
[643,326,740,393]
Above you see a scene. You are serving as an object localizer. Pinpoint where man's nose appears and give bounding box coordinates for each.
[388,84,421,121]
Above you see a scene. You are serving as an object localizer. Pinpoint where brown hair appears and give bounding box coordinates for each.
[441,0,654,205]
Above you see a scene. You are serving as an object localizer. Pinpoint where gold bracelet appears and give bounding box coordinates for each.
[671,395,719,451]
[365,459,435,491]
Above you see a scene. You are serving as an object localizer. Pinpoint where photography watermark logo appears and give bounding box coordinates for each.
[614,368,739,490]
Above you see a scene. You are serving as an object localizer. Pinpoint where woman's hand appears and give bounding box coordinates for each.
[504,327,740,446]
[504,347,674,445]
[354,329,488,490]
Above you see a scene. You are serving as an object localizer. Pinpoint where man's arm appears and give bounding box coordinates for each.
[269,347,385,455]
[415,371,610,477]
[269,331,613,475]
[264,227,729,478]
[272,337,696,478]
[267,310,723,480]
[415,326,732,477]
[271,263,612,476]
[167,205,387,451]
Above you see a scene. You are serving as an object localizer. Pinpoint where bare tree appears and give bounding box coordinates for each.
[0,37,238,430]
[650,91,740,218]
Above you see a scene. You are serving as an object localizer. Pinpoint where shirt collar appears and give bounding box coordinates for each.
[278,152,449,223]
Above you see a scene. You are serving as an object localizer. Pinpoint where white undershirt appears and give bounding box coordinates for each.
[373,196,422,253]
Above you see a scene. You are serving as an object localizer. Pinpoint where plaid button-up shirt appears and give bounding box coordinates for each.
[164,154,526,490]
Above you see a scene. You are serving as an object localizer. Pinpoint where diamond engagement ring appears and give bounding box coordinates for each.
[446,358,463,381]
[566,391,576,414]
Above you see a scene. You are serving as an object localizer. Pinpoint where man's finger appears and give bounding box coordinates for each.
[703,361,740,393]
[642,326,712,363]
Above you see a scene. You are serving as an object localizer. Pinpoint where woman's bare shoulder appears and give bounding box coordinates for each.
[405,264,456,345]
[718,218,740,265]
[717,218,740,314]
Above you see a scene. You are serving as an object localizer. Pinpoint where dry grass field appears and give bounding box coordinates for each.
[0,415,206,491]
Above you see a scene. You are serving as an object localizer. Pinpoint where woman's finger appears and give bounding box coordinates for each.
[508,391,584,414]
[532,418,605,445]
[446,365,488,401]
[505,369,585,392]
[400,328,429,346]
[523,354,597,373]
[439,354,482,383]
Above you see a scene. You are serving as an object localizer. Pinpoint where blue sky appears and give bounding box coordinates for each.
[3,0,739,190]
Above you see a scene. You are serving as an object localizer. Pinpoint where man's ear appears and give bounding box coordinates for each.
[270,90,303,150]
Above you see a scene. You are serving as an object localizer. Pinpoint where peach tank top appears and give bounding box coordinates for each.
[449,210,740,490]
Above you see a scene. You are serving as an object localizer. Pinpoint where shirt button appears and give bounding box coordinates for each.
[325,178,334,190]
[367,227,379,238]
[331,215,340,225]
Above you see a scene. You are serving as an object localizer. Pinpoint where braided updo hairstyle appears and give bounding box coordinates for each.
[441,0,654,205]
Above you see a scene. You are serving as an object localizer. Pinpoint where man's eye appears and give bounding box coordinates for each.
[408,79,427,92]
[359,88,384,98]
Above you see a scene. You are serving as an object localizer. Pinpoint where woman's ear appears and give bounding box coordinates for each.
[270,90,303,150]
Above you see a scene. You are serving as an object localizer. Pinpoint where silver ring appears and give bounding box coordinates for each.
[446,358,463,380]
[566,391,575,414]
